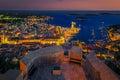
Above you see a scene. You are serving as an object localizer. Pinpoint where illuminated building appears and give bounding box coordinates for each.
[64,22,80,41]
[0,35,9,44]
[27,16,38,24]
[0,22,80,46]
[71,22,76,28]
[0,35,65,45]
[108,31,120,41]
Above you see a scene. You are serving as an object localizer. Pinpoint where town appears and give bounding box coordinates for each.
[0,12,120,80]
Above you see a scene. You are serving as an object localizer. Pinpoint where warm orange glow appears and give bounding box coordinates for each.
[20,61,27,75]
[96,53,101,57]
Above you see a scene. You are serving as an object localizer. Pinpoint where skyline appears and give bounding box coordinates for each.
[0,0,120,10]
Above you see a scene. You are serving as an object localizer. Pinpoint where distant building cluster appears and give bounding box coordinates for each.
[108,25,120,41]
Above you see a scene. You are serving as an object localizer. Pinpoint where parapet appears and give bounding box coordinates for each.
[20,46,64,75]
[85,51,120,80]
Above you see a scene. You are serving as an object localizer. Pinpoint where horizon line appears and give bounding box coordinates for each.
[0,9,120,11]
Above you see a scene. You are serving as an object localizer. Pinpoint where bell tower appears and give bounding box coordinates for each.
[71,22,76,28]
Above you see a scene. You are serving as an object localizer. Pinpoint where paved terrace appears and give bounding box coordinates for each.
[30,62,87,80]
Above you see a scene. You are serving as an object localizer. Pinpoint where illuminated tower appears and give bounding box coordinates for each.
[57,26,62,35]
[71,22,76,28]
[34,28,37,36]
[0,35,9,44]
